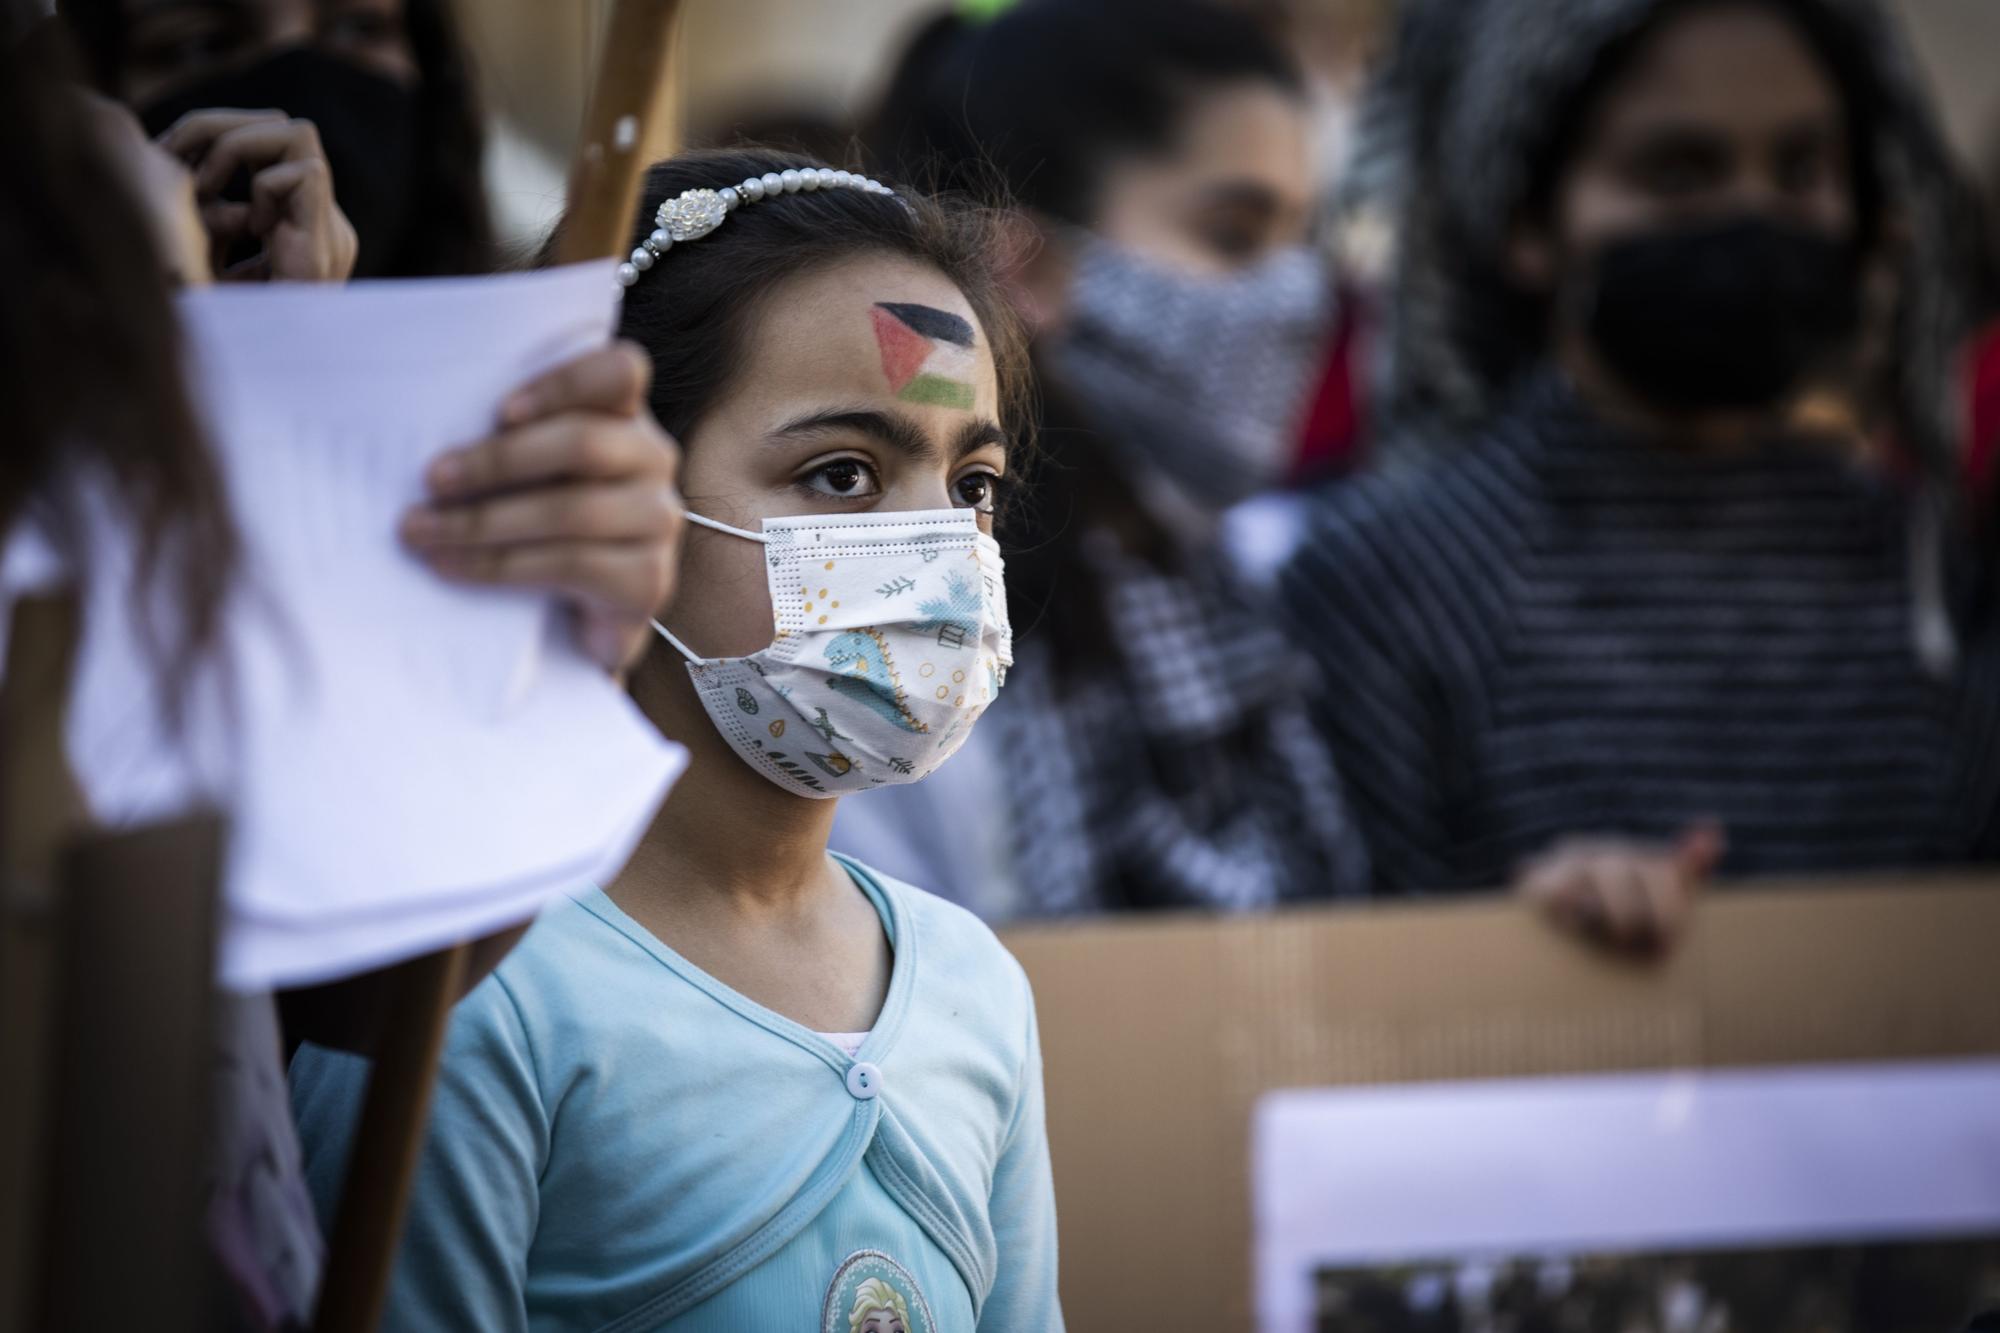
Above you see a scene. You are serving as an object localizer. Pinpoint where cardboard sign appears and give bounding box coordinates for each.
[999,876,2000,1332]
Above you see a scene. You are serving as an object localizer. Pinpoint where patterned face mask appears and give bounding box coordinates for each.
[1045,237,1332,507]
[653,508,1012,797]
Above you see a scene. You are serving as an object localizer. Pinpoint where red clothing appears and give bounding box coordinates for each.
[1967,321,2000,512]
[1291,286,1372,482]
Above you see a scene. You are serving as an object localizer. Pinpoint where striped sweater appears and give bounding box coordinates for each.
[1277,378,2000,894]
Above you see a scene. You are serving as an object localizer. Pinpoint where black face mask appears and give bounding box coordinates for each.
[140,46,421,279]
[1578,216,1862,412]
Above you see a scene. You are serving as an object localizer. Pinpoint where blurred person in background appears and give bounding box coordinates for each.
[5,12,683,1325]
[56,0,493,277]
[838,0,1370,920]
[1280,0,2000,952]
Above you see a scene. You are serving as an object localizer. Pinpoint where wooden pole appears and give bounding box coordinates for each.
[311,944,468,1333]
[553,0,688,266]
[311,4,686,1328]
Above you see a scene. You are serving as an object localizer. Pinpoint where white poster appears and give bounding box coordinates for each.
[1255,1060,2000,1333]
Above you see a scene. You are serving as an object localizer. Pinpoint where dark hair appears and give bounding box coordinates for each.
[54,0,495,277]
[868,0,1305,225]
[594,147,1029,464]
[0,29,236,706]
[395,0,495,276]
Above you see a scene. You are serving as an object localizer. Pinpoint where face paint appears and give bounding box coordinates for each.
[870,302,977,409]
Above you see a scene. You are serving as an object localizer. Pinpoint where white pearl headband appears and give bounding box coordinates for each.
[616,168,900,287]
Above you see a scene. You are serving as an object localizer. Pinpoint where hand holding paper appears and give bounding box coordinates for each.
[401,340,685,673]
[56,261,686,990]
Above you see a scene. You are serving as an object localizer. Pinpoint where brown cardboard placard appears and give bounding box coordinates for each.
[1000,875,2000,1333]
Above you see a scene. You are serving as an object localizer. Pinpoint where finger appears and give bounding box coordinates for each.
[200,197,252,235]
[577,607,651,674]
[219,251,273,282]
[428,416,669,498]
[1675,820,1727,881]
[156,107,286,162]
[191,118,326,198]
[246,156,334,238]
[1520,859,1600,938]
[401,479,682,550]
[421,541,678,622]
[1635,862,1690,950]
[1588,856,1652,948]
[498,342,653,426]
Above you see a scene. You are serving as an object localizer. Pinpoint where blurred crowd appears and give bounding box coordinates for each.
[6,0,2000,1326]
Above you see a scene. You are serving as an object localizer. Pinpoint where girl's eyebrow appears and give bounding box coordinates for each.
[771,408,1008,464]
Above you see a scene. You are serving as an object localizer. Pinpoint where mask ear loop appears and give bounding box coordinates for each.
[651,510,774,665]
[684,511,770,543]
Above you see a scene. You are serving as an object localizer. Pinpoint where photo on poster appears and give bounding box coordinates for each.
[1313,1233,2000,1332]
[1254,1061,2000,1333]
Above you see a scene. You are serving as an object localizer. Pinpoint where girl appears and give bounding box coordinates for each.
[1281,0,2000,948]
[841,0,1370,919]
[291,149,1063,1331]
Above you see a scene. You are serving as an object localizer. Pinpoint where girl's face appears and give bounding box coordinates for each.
[117,0,418,105]
[662,252,1007,662]
[1092,79,1317,276]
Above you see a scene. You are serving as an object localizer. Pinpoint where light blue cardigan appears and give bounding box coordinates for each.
[290,857,1062,1331]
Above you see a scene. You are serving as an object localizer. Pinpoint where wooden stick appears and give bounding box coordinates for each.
[311,5,687,1328]
[552,0,688,266]
[311,944,468,1333]
[38,817,223,1333]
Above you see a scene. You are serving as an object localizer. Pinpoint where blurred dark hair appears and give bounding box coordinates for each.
[54,0,495,276]
[563,147,1028,471]
[868,0,1305,225]
[0,27,236,703]
[395,0,493,275]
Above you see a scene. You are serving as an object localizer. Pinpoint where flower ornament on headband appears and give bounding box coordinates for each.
[616,168,900,287]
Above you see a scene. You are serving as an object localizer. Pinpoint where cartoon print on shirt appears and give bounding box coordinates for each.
[821,1251,935,1333]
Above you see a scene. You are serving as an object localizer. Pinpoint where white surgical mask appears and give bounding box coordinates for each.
[653,508,1011,797]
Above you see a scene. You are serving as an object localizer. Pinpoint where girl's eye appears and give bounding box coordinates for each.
[800,457,880,500]
[952,471,1006,514]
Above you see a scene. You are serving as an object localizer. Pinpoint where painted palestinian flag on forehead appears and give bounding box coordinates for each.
[871,302,977,409]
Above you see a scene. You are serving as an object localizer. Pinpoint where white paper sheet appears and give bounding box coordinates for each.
[1254,1060,2000,1333]
[58,261,685,990]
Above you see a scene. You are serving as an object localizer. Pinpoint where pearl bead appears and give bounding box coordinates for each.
[780,169,802,193]
[616,262,638,287]
[719,186,740,211]
[799,170,819,192]
[742,176,766,202]
[761,172,784,196]
[629,246,654,271]
[649,228,673,251]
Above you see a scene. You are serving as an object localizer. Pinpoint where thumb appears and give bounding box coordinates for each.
[1674,820,1727,881]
